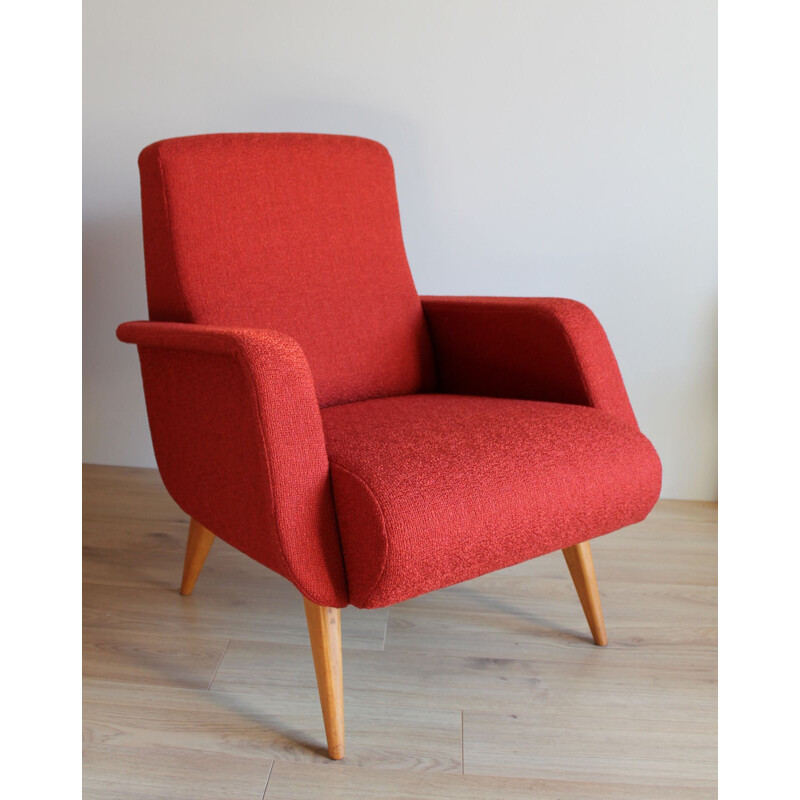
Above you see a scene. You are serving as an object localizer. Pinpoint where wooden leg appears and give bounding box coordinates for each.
[303,598,345,760]
[562,541,608,646]
[180,518,215,596]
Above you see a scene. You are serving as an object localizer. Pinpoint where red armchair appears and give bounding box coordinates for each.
[117,133,661,760]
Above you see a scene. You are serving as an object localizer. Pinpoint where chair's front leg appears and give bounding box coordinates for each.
[562,541,608,646]
[303,598,345,759]
[180,518,215,595]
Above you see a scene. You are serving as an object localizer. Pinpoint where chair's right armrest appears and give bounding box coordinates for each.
[117,321,348,607]
[421,296,638,429]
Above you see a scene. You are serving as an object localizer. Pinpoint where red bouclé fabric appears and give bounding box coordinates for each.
[116,321,348,606]
[421,296,638,429]
[138,134,434,408]
[119,133,661,609]
[322,395,660,608]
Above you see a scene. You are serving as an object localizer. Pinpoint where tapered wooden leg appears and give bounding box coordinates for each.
[562,541,608,646]
[179,518,215,596]
[303,598,345,760]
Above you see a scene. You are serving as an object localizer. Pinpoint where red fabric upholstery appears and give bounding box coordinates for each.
[139,134,434,408]
[422,296,638,429]
[119,133,661,609]
[322,395,661,608]
[116,321,348,607]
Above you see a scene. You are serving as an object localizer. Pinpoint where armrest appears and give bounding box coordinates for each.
[420,297,638,429]
[117,321,347,606]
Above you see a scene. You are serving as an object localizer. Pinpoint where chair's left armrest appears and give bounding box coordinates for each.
[421,296,638,429]
[117,320,348,606]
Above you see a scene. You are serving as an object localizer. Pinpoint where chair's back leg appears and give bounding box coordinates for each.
[562,541,608,646]
[303,598,345,759]
[180,518,215,596]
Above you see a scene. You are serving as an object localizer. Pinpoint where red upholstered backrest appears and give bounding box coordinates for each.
[138,133,434,407]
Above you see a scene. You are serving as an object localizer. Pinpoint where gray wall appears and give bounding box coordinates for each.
[83,0,717,500]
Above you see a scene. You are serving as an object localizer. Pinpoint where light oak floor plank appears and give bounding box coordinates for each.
[263,760,715,800]
[211,638,715,721]
[83,628,230,689]
[462,708,716,788]
[83,745,272,800]
[84,679,461,772]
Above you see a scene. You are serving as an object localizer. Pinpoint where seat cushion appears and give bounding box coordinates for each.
[321,394,661,608]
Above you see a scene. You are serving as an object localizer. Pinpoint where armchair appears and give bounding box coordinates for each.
[117,133,661,760]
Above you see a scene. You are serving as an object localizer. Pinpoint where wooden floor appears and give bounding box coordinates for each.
[83,464,717,799]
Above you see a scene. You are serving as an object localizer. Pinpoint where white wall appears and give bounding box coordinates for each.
[83,0,717,500]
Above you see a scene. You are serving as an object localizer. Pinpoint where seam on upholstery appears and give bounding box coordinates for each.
[231,341,327,604]
[419,304,442,392]
[534,305,598,408]
[328,461,389,608]
[155,150,193,322]
[323,468,351,600]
